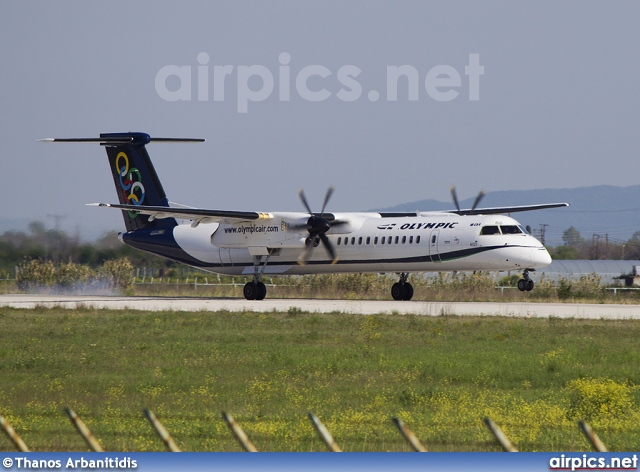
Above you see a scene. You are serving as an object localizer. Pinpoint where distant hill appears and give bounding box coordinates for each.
[376,185,640,247]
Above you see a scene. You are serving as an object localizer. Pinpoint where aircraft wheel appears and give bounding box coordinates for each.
[403,283,414,301]
[391,283,403,301]
[256,281,267,300]
[517,279,526,292]
[243,282,257,300]
[526,279,534,291]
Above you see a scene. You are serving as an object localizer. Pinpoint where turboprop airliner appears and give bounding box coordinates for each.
[42,132,568,301]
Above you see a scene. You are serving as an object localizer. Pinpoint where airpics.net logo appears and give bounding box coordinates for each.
[155,53,484,113]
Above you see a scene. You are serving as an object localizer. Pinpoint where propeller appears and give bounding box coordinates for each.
[297,186,341,265]
[450,185,486,214]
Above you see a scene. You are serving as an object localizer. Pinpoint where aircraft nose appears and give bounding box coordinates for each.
[531,247,552,268]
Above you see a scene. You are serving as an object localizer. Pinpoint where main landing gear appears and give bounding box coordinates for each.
[391,273,414,301]
[517,268,535,292]
[243,253,273,300]
[243,280,267,300]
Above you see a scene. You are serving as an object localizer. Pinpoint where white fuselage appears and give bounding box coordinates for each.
[163,211,551,276]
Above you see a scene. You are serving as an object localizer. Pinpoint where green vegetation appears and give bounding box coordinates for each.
[15,259,133,293]
[128,271,640,304]
[6,260,640,304]
[547,226,640,260]
[1,307,639,452]
[0,224,168,277]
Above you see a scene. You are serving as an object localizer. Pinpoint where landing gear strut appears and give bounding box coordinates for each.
[391,273,414,301]
[517,269,535,292]
[243,253,273,300]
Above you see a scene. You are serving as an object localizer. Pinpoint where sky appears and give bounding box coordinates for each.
[1,1,639,240]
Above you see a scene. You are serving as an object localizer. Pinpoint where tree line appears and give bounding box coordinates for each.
[548,226,640,260]
[0,221,170,277]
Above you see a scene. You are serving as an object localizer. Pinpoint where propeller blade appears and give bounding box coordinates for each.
[319,233,338,264]
[320,186,335,216]
[298,188,313,214]
[298,236,316,265]
[471,189,487,211]
[450,185,460,212]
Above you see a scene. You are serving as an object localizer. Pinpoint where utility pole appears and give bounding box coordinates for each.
[539,224,549,246]
[47,214,67,263]
[592,234,600,260]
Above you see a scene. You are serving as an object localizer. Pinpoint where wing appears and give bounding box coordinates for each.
[378,202,569,218]
[88,203,268,225]
[450,202,569,215]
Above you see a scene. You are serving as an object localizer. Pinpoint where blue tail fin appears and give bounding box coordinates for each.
[102,132,175,232]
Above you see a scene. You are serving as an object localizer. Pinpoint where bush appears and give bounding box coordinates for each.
[499,274,521,287]
[16,259,55,291]
[572,274,605,300]
[16,258,134,293]
[55,261,92,289]
[564,378,632,422]
[97,258,134,290]
[557,277,572,300]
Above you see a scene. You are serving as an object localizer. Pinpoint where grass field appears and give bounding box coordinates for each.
[1,306,639,452]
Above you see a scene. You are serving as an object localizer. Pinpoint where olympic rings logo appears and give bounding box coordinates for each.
[115,152,145,217]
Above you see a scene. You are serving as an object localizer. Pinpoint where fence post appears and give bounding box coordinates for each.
[307,412,342,452]
[483,417,518,452]
[143,409,181,452]
[578,421,608,452]
[221,412,258,452]
[65,407,105,452]
[392,417,427,452]
[0,414,30,452]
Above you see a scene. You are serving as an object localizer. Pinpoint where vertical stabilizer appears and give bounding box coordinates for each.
[102,132,174,231]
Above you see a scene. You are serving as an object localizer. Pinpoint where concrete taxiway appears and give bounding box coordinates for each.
[1,294,639,319]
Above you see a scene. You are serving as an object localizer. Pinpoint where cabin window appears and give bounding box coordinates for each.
[351,237,356,245]
[374,237,378,244]
[402,236,406,244]
[381,236,386,244]
[416,235,421,244]
[337,237,341,245]
[395,236,399,244]
[480,225,501,235]
[358,237,363,245]
[500,225,523,234]
[366,236,371,245]
[409,236,413,244]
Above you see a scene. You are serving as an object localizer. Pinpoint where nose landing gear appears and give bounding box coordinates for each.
[391,273,414,301]
[517,269,535,292]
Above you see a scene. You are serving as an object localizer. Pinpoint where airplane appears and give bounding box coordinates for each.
[41,132,569,301]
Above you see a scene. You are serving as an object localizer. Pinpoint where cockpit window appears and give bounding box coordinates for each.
[480,225,500,235]
[500,225,523,234]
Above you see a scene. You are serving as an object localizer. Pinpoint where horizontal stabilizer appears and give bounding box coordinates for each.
[38,133,204,146]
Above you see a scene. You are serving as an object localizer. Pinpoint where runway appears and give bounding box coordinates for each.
[1,294,640,319]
